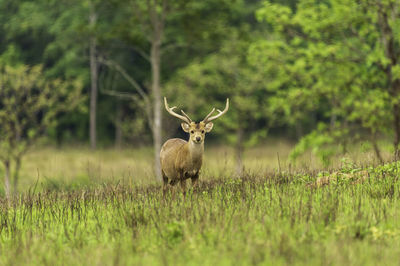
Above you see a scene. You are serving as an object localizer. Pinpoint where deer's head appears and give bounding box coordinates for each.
[164,97,229,145]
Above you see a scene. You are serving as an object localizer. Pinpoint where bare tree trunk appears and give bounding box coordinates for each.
[151,38,162,181]
[89,5,98,150]
[115,101,123,149]
[235,127,244,177]
[3,160,10,199]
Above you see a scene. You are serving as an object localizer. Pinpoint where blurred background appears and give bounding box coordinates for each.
[1,0,400,195]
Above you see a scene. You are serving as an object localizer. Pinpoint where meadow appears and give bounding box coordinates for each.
[4,0,400,264]
[0,142,400,265]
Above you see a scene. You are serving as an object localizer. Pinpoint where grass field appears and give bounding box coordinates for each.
[8,140,296,192]
[10,139,390,192]
[0,142,399,265]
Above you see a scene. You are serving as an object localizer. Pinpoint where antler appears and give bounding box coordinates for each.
[164,97,192,124]
[202,98,229,123]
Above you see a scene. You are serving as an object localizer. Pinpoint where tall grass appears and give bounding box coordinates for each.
[0,162,400,265]
[0,141,399,265]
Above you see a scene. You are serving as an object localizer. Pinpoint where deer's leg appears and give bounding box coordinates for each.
[176,169,186,196]
[162,171,168,197]
[191,171,199,189]
[169,170,183,199]
[167,179,177,200]
[180,179,187,196]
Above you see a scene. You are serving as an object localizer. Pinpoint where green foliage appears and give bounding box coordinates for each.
[0,64,82,194]
[289,123,348,166]
[2,0,400,165]
[252,0,400,163]
[166,28,267,152]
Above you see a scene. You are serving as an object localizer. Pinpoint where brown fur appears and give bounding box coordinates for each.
[160,122,211,193]
[161,97,228,194]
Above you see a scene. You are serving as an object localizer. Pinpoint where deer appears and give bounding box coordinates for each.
[160,97,229,193]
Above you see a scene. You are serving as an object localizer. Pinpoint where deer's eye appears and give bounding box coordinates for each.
[190,130,194,134]
[201,130,205,134]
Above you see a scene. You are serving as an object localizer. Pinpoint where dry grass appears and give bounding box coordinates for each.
[6,138,393,192]
[16,140,295,191]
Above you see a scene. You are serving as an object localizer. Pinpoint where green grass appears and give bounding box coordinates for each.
[1,155,400,265]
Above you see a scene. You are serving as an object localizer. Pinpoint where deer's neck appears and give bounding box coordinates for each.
[187,141,204,165]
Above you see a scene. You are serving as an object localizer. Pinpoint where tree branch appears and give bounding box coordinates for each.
[98,57,150,103]
[130,45,151,62]
[98,57,155,133]
[102,89,154,133]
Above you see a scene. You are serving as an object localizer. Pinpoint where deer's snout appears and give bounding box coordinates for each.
[196,136,201,142]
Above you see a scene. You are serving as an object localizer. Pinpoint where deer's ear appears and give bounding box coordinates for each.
[204,122,213,132]
[181,122,190,132]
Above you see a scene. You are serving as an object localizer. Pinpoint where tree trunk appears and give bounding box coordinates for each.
[89,6,98,150]
[235,127,244,177]
[393,101,400,159]
[151,38,162,181]
[3,160,10,199]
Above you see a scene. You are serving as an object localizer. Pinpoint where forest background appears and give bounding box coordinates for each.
[1,0,400,193]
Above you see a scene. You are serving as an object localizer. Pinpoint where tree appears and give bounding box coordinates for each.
[0,0,129,147]
[252,0,400,164]
[0,65,82,198]
[0,0,93,144]
[89,0,99,149]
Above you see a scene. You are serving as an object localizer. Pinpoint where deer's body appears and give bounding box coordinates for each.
[160,138,203,184]
[160,98,229,192]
